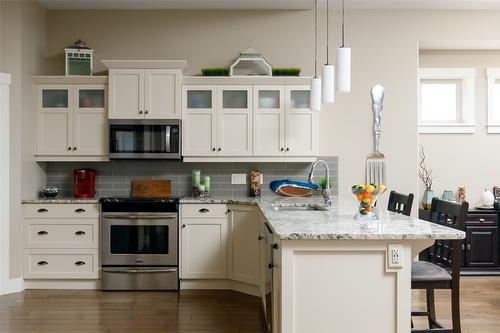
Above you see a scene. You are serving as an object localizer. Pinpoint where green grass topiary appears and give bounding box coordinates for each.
[201,67,230,76]
[272,68,301,76]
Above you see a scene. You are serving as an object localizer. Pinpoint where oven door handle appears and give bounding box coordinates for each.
[102,215,177,219]
[102,268,177,274]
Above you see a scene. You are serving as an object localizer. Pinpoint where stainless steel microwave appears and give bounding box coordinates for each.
[109,119,181,159]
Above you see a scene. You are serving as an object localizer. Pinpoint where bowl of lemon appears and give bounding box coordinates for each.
[350,184,386,220]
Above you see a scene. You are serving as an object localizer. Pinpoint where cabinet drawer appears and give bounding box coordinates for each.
[24,249,99,279]
[23,203,99,219]
[181,204,227,218]
[466,214,497,225]
[24,219,98,249]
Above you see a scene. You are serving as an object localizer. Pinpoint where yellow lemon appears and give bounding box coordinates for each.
[362,197,372,204]
[378,185,386,191]
[366,185,375,193]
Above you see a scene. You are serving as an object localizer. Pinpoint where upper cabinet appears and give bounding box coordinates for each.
[182,78,318,161]
[35,77,108,162]
[109,69,181,119]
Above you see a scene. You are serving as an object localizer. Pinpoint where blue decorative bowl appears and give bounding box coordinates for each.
[270,179,318,197]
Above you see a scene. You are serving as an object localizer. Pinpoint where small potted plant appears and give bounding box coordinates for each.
[418,145,436,209]
[317,177,334,197]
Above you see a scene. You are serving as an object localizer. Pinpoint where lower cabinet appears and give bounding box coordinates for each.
[22,203,100,279]
[463,212,500,271]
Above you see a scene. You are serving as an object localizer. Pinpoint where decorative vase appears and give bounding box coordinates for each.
[422,189,435,210]
[481,188,495,207]
[350,184,387,221]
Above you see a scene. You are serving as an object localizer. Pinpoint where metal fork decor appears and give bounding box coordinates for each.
[366,84,386,185]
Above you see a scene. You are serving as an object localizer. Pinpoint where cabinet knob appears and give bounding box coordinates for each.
[272,243,279,250]
[467,244,471,251]
[286,147,290,151]
[37,231,48,236]
[218,148,221,151]
[139,110,143,114]
[212,148,216,152]
[75,231,86,236]
[182,224,186,228]
[37,208,48,213]
[75,208,86,213]
[73,147,77,151]
[268,263,274,269]
[68,147,72,150]
[280,148,284,151]
[461,243,465,250]
[75,261,86,266]
[145,110,149,114]
[37,261,48,266]
[225,209,231,215]
[258,236,264,240]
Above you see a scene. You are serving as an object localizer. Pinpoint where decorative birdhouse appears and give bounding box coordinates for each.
[229,48,272,77]
[65,39,94,76]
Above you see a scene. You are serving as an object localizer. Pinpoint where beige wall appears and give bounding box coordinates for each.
[1,0,47,279]
[419,50,500,206]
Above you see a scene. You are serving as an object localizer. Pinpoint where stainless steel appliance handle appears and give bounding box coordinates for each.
[102,268,177,273]
[102,215,177,219]
[165,125,171,153]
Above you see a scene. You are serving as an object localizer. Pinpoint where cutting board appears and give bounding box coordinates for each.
[131,180,172,198]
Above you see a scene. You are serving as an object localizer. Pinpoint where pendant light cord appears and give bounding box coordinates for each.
[326,0,329,64]
[341,0,345,47]
[314,0,318,77]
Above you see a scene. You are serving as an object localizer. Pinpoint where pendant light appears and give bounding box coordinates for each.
[310,0,322,111]
[322,0,335,103]
[336,0,351,92]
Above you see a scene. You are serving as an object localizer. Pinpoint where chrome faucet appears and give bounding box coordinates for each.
[308,159,332,206]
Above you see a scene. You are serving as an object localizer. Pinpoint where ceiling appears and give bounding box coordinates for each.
[38,0,500,10]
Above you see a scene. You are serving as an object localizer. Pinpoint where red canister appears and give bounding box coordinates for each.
[73,169,96,198]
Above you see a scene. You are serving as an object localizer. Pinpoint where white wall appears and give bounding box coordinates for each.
[0,0,47,281]
[419,50,500,207]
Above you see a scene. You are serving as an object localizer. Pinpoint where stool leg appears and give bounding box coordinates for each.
[451,287,461,333]
[426,289,436,328]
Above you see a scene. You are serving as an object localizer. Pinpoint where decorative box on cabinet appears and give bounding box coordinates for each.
[23,203,100,280]
[34,76,108,162]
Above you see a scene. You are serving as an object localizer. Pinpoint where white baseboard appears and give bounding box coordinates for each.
[24,279,100,289]
[180,279,260,297]
[0,278,24,295]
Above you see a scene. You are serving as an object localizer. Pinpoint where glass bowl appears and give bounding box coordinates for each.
[350,184,387,220]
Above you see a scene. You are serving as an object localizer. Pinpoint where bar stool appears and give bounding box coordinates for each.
[387,190,414,216]
[411,197,468,333]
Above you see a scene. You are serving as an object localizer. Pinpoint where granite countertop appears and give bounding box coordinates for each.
[22,198,100,204]
[180,195,466,241]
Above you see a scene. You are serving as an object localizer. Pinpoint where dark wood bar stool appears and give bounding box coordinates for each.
[411,197,468,333]
[387,190,414,216]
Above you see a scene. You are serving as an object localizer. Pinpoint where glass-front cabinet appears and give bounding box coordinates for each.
[36,80,108,161]
[285,86,317,156]
[253,86,285,156]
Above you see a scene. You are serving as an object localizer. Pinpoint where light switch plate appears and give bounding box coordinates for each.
[231,173,247,185]
[260,173,264,185]
[387,244,403,268]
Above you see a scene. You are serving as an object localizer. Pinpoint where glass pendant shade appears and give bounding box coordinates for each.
[336,47,351,92]
[321,64,335,103]
[310,77,322,111]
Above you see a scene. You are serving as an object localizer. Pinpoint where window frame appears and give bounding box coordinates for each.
[418,68,476,134]
[487,68,500,133]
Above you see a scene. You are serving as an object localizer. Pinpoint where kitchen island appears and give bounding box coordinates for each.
[181,195,465,333]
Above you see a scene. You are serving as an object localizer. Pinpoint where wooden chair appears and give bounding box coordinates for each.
[387,190,414,216]
[411,197,468,333]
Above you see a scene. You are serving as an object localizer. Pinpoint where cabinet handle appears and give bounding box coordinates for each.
[479,218,485,222]
[272,243,278,250]
[75,261,86,266]
[75,231,86,236]
[37,261,48,266]
[37,208,48,213]
[37,231,48,236]
[68,147,72,150]
[258,236,264,240]
[139,110,143,114]
[225,209,231,215]
[182,224,186,228]
[467,244,471,251]
[73,147,77,151]
[199,208,210,213]
[75,208,86,213]
[286,147,290,151]
[268,263,274,269]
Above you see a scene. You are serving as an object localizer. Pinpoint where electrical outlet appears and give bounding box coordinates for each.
[260,173,264,185]
[388,244,403,268]
[231,173,247,185]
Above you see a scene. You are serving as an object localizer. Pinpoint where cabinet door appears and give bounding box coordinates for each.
[227,205,260,285]
[144,69,180,119]
[253,86,285,156]
[108,69,144,119]
[73,85,108,156]
[182,86,217,156]
[181,218,227,279]
[218,85,253,156]
[465,226,499,267]
[36,86,73,155]
[285,86,319,156]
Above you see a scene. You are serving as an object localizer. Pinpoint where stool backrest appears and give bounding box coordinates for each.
[387,190,414,216]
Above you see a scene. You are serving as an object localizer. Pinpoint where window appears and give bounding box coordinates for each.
[487,68,500,133]
[418,68,476,133]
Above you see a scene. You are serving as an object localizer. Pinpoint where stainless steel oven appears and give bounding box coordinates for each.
[109,119,181,159]
[100,198,179,290]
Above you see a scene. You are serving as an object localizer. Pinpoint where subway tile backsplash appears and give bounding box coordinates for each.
[45,156,338,198]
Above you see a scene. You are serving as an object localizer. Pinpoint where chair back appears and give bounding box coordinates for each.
[387,190,414,216]
[422,198,468,270]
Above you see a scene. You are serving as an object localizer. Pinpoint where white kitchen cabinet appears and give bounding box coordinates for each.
[227,205,260,285]
[109,68,181,119]
[253,86,285,156]
[36,81,108,161]
[183,85,252,156]
[181,218,228,279]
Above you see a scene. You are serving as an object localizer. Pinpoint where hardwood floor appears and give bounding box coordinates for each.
[0,276,498,333]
